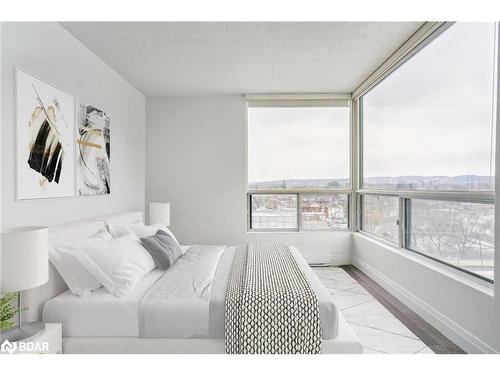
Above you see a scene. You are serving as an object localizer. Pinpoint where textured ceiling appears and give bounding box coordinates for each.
[61,22,424,96]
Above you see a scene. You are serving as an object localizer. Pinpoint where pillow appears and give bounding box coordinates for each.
[75,235,156,297]
[49,229,112,297]
[140,230,183,270]
[108,222,179,245]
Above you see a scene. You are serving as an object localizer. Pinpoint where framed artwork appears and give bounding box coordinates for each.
[16,69,75,200]
[76,103,111,196]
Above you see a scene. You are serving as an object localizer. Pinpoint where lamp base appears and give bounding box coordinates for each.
[0,321,45,342]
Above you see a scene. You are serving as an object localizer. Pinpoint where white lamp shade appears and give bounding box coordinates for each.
[1,226,49,293]
[149,203,170,226]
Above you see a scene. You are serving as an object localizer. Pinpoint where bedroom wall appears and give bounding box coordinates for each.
[146,96,351,264]
[1,23,146,228]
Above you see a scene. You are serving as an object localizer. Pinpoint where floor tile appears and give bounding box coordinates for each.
[415,346,435,354]
[329,290,374,311]
[363,347,388,354]
[324,286,342,295]
[347,286,370,295]
[317,277,359,291]
[351,324,426,354]
[342,299,419,339]
[317,270,356,283]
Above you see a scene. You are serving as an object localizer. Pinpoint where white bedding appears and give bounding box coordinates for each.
[43,245,338,340]
[140,245,226,338]
[43,245,192,336]
[43,269,164,337]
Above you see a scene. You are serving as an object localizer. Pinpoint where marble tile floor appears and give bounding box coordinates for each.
[312,266,435,354]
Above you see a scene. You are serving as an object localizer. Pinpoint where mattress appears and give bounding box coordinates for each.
[43,245,338,339]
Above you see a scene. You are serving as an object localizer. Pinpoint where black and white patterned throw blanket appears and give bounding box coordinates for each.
[225,243,322,354]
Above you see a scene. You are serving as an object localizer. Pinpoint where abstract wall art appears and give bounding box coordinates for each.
[76,103,111,196]
[16,69,75,200]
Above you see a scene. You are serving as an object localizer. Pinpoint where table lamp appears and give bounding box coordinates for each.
[149,202,170,226]
[1,226,49,340]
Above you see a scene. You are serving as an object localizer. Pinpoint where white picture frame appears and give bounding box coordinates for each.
[16,68,75,200]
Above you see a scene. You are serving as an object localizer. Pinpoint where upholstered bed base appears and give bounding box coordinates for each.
[62,313,363,354]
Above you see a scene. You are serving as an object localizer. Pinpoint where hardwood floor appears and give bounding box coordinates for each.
[341,265,465,354]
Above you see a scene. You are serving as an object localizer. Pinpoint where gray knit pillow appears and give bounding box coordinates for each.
[140,230,183,270]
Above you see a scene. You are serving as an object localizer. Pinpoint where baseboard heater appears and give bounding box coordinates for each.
[308,263,331,267]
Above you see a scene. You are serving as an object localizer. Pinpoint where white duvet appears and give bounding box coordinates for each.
[140,245,226,338]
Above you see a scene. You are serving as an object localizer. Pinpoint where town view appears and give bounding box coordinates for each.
[250,175,494,281]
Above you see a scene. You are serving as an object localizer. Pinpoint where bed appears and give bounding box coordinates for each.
[29,211,362,354]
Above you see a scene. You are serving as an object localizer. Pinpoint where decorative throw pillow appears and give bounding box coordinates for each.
[140,230,183,270]
[75,235,156,297]
[49,229,112,297]
[108,223,180,246]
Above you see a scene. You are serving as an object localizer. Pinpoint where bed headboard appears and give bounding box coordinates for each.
[23,211,144,322]
[99,211,143,227]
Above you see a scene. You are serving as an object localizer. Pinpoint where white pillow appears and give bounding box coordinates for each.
[75,235,156,297]
[108,222,179,245]
[50,229,112,297]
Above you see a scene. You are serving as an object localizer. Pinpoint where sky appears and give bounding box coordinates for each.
[247,106,350,182]
[362,22,497,178]
[247,22,497,184]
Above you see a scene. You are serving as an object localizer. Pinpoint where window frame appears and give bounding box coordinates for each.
[246,95,353,232]
[354,22,498,284]
[247,192,351,232]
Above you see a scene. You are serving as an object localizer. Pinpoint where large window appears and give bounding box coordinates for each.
[247,99,351,231]
[362,23,497,191]
[359,22,498,283]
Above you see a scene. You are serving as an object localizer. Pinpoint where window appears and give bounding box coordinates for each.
[301,194,348,230]
[250,194,298,230]
[247,99,351,231]
[362,23,497,191]
[361,195,399,244]
[407,199,494,282]
[359,22,498,282]
[248,101,350,190]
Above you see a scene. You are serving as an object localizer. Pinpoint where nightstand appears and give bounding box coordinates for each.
[0,322,62,354]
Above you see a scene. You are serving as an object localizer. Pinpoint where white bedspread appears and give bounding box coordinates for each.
[140,245,226,338]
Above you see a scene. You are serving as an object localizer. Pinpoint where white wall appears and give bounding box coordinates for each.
[1,23,146,228]
[146,96,351,264]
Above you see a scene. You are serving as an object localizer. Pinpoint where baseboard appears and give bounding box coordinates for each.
[352,255,498,354]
